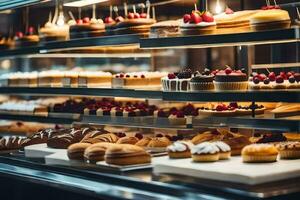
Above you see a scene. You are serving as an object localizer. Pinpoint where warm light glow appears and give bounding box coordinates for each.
[64,0,108,7]
[215,0,222,14]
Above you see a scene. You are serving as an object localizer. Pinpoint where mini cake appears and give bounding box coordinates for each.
[84,142,115,163]
[14,27,39,47]
[161,69,192,91]
[213,141,231,160]
[191,142,220,162]
[69,17,105,39]
[189,70,215,91]
[180,10,216,35]
[167,141,192,159]
[215,9,258,34]
[242,144,278,163]
[113,12,156,36]
[150,20,180,38]
[276,142,300,159]
[214,67,248,91]
[250,9,291,31]
[105,144,151,166]
[78,71,112,88]
[67,143,92,160]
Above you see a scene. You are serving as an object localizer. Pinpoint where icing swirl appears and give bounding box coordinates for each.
[191,142,219,155]
[167,141,193,152]
[213,141,231,152]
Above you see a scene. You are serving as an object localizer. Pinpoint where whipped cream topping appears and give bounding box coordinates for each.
[213,141,231,152]
[191,142,219,155]
[167,141,193,152]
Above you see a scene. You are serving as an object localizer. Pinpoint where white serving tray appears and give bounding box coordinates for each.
[153,156,300,185]
[24,143,66,158]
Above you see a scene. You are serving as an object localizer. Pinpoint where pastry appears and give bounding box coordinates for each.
[213,141,231,160]
[167,141,192,159]
[242,144,278,163]
[22,128,59,147]
[161,69,192,91]
[69,17,105,39]
[84,142,115,163]
[0,136,27,151]
[81,133,119,144]
[191,130,223,144]
[250,8,291,31]
[135,137,152,147]
[117,136,139,145]
[67,143,92,160]
[14,27,39,47]
[147,137,171,148]
[105,144,151,166]
[80,129,109,143]
[214,67,248,91]
[255,133,287,143]
[283,133,300,141]
[191,142,220,162]
[189,69,215,91]
[215,9,258,34]
[276,142,300,159]
[222,131,251,155]
[180,10,216,35]
[150,20,180,38]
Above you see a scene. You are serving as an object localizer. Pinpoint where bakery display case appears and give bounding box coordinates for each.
[0,0,300,200]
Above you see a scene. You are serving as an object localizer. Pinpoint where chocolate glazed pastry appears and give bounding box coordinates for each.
[22,128,61,147]
[82,133,119,144]
[0,136,27,151]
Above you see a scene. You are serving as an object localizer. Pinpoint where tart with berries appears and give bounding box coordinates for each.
[233,102,266,115]
[250,6,291,31]
[168,110,187,125]
[69,17,105,39]
[189,69,215,91]
[161,69,192,91]
[180,10,216,35]
[14,27,40,47]
[287,72,300,89]
[214,67,248,91]
[113,11,156,36]
[198,103,236,117]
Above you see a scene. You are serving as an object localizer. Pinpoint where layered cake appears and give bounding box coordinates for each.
[250,8,291,31]
[180,10,216,35]
[214,9,258,34]
[161,69,193,91]
[69,17,105,39]
[78,71,112,88]
[189,69,215,91]
[149,20,180,38]
[14,27,39,47]
[38,71,65,87]
[214,67,248,91]
[112,72,167,89]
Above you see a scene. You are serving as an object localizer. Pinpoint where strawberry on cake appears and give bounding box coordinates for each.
[180,8,216,35]
[214,67,248,91]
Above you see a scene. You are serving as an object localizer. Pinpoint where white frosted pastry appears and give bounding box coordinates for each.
[213,141,231,160]
[191,142,220,162]
[167,141,193,152]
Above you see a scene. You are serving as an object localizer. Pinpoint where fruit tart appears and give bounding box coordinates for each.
[69,17,105,39]
[214,67,248,91]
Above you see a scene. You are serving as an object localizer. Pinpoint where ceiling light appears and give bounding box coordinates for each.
[64,0,108,7]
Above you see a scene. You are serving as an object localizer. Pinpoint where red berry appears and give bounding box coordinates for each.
[216,105,224,111]
[141,74,145,78]
[275,75,284,83]
[253,77,260,84]
[133,75,138,78]
[134,13,140,19]
[268,72,276,81]
[190,12,202,24]
[76,19,83,24]
[127,12,135,19]
[115,75,119,78]
[135,133,143,140]
[280,72,287,80]
[274,5,281,9]
[202,12,214,22]
[28,26,34,35]
[261,6,268,10]
[259,73,267,81]
[225,7,234,14]
[119,73,124,78]
[140,13,147,18]
[167,73,176,79]
[104,17,114,24]
[183,14,191,23]
[115,16,124,22]
[287,72,293,78]
[225,68,232,75]
[16,31,23,38]
[126,74,130,78]
[83,17,90,24]
[176,111,185,118]
[229,102,238,108]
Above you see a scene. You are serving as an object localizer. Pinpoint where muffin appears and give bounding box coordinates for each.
[214,67,248,91]
[167,141,193,159]
[191,142,220,162]
[242,144,278,163]
[276,142,300,159]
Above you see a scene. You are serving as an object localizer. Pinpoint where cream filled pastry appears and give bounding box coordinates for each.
[167,141,193,159]
[213,141,231,160]
[191,142,220,162]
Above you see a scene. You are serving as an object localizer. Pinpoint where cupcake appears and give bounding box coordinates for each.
[191,142,220,162]
[167,141,193,159]
[276,141,300,159]
[214,67,248,91]
[213,141,231,160]
[189,69,215,91]
[242,144,278,163]
[161,69,192,91]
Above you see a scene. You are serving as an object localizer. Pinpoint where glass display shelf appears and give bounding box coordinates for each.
[0,87,299,102]
[140,27,300,49]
